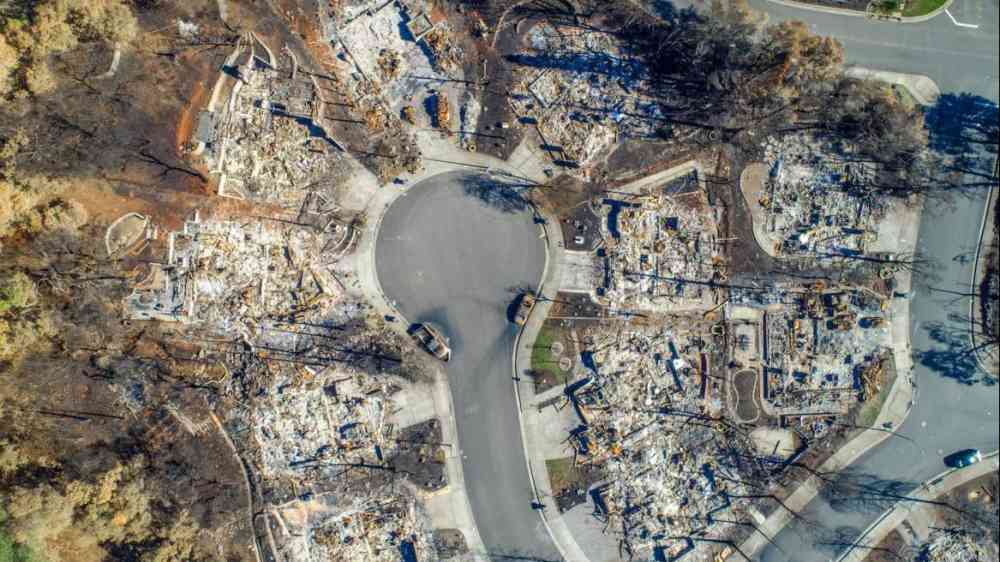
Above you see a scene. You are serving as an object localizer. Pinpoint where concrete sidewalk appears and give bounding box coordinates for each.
[735,196,923,560]
[511,201,596,562]
[836,450,999,562]
[844,67,941,106]
[345,134,553,562]
[512,159,710,562]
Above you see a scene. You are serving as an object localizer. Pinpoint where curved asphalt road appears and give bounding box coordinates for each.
[372,3,999,561]
[759,192,998,562]
[709,0,1000,560]
[375,172,560,561]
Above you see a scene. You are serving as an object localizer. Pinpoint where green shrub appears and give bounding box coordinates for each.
[0,272,34,314]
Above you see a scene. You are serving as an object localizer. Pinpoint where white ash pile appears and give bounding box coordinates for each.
[596,171,725,312]
[507,22,665,174]
[270,486,436,562]
[758,132,888,258]
[253,368,402,477]
[919,528,998,562]
[566,323,759,560]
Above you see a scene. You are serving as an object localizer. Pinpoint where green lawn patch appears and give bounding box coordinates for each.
[1,509,36,562]
[545,457,579,496]
[529,324,571,392]
[903,0,948,16]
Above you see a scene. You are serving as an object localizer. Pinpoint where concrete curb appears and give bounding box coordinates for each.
[351,136,552,561]
[766,0,867,17]
[355,180,493,562]
[354,131,560,562]
[969,183,998,378]
[508,189,598,562]
[835,449,1000,562]
[509,203,580,562]
[764,0,953,23]
[735,195,923,560]
[845,67,941,106]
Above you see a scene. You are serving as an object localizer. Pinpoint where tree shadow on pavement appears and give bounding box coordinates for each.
[924,93,998,164]
[479,547,561,562]
[922,93,999,198]
[819,469,921,516]
[459,175,532,213]
[917,320,997,386]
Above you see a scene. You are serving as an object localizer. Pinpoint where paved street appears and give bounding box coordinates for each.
[375,172,560,561]
[671,0,999,99]
[759,189,999,562]
[723,1,1000,560]
[756,0,998,99]
[373,4,999,561]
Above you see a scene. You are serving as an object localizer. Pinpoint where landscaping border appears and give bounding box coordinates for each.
[765,0,953,22]
[970,183,999,378]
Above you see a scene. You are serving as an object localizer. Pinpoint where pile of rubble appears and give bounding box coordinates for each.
[728,283,889,426]
[270,486,436,562]
[506,22,664,172]
[254,368,399,476]
[757,132,888,257]
[250,362,447,562]
[595,171,725,312]
[125,212,351,336]
[325,0,467,121]
[205,47,348,207]
[918,528,998,562]
[564,320,751,559]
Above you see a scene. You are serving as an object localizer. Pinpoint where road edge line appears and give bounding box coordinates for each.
[764,0,953,23]
[834,450,1000,562]
[510,195,585,562]
[969,180,998,378]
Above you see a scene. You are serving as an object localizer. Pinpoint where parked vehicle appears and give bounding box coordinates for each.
[944,449,983,468]
[410,323,451,362]
[513,291,537,326]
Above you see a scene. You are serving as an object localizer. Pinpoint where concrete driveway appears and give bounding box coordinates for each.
[375,171,560,561]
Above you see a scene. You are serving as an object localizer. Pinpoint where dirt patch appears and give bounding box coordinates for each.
[467,5,539,161]
[866,529,912,562]
[388,419,447,491]
[732,369,760,423]
[547,292,605,319]
[546,456,604,513]
[176,80,208,152]
[534,174,593,220]
[601,140,683,180]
